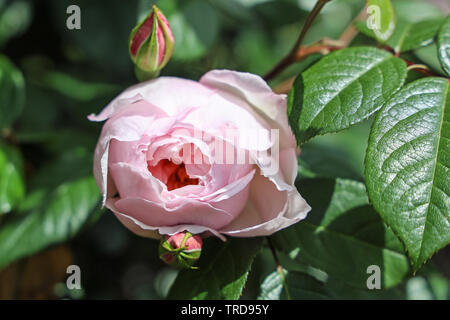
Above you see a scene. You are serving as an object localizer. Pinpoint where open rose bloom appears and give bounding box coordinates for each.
[89,70,310,240]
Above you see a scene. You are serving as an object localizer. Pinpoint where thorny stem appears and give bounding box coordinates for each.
[263,0,331,81]
[267,236,291,300]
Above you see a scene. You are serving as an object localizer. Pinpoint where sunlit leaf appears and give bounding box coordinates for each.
[168,237,263,299]
[0,144,25,214]
[273,178,410,288]
[289,47,406,144]
[365,77,450,270]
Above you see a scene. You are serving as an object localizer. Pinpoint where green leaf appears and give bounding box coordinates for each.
[28,147,95,192]
[0,176,100,269]
[0,144,25,214]
[273,178,410,288]
[393,0,444,23]
[437,16,450,76]
[298,142,363,181]
[355,18,444,53]
[208,0,255,25]
[413,44,446,76]
[168,237,263,299]
[258,269,408,300]
[367,0,395,42]
[258,270,330,300]
[41,71,119,102]
[406,276,449,300]
[289,47,406,144]
[395,19,444,53]
[169,0,220,61]
[301,121,373,181]
[253,1,306,28]
[365,77,450,270]
[0,0,32,47]
[257,270,285,300]
[0,55,25,130]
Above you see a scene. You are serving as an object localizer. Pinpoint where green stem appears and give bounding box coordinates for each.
[263,0,332,81]
[135,66,160,82]
[267,236,292,300]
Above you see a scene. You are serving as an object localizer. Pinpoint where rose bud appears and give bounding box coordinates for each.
[159,232,202,269]
[129,5,174,80]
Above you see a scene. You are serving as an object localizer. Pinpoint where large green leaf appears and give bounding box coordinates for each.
[0,144,25,214]
[365,77,450,270]
[273,178,410,289]
[0,177,100,270]
[355,18,445,53]
[289,47,406,144]
[367,0,395,42]
[168,237,263,299]
[0,55,25,130]
[437,16,450,76]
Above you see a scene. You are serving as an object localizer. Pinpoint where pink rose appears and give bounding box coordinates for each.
[89,70,310,240]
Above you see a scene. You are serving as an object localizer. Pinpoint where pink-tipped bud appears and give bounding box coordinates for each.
[129,5,174,80]
[159,232,202,269]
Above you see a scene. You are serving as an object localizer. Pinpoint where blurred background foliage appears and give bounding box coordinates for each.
[0,0,448,299]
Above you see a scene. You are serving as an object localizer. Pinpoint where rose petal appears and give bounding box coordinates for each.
[200,69,296,150]
[109,162,165,203]
[109,199,226,240]
[92,101,174,204]
[220,172,310,237]
[112,197,232,231]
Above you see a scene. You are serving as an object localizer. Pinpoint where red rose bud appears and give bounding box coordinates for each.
[129,5,174,80]
[159,232,202,269]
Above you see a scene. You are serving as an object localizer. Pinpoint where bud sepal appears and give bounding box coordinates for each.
[159,232,202,269]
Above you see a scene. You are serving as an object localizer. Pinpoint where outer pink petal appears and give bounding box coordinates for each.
[92,101,173,204]
[90,76,272,152]
[108,199,225,240]
[219,172,310,237]
[199,69,296,150]
[113,197,232,229]
[89,77,213,121]
[107,172,252,230]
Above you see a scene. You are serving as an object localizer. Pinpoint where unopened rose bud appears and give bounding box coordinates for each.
[159,232,202,269]
[129,5,174,81]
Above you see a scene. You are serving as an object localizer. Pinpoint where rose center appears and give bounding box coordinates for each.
[147,159,199,191]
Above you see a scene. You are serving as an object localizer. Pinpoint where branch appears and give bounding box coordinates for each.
[263,0,331,81]
[266,236,291,300]
[272,5,367,93]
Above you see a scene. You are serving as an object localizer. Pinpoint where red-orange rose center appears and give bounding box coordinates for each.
[148,159,199,191]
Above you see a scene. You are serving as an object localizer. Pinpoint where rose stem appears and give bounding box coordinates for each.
[263,0,331,82]
[271,5,368,93]
[266,236,292,300]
